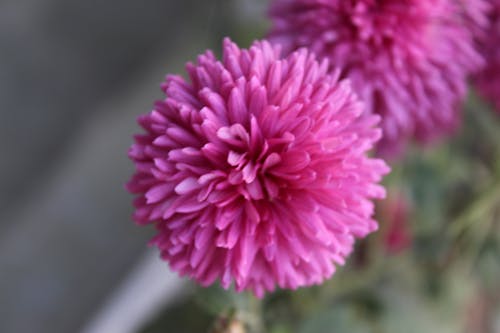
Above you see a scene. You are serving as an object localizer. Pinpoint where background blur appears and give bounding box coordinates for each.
[0,0,266,332]
[1,1,500,333]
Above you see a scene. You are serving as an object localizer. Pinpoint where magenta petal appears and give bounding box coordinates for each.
[145,183,173,204]
[174,177,200,195]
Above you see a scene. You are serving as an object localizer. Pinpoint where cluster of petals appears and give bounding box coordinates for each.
[456,0,491,40]
[127,38,389,297]
[268,0,485,156]
[474,0,500,112]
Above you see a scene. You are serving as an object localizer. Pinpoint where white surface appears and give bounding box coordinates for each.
[81,250,185,333]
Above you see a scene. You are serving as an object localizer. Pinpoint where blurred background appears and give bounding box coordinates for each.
[1,1,499,333]
[0,0,266,332]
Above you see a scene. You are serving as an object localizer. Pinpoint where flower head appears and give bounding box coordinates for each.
[127,38,389,297]
[268,0,484,156]
[474,0,500,112]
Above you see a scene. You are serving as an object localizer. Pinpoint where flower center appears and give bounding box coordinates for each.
[217,123,282,201]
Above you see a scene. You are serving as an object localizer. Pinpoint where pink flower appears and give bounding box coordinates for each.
[268,0,484,156]
[379,191,412,254]
[474,0,500,112]
[457,0,491,40]
[127,38,389,297]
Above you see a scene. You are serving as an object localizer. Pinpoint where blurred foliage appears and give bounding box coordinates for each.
[139,295,213,333]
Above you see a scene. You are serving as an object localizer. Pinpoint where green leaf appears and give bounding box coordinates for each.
[298,305,372,333]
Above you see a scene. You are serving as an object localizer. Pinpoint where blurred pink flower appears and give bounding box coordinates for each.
[457,0,491,40]
[379,192,412,254]
[268,0,484,156]
[474,0,500,112]
[127,38,389,297]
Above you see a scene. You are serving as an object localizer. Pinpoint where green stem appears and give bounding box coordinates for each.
[244,294,264,333]
[449,182,500,237]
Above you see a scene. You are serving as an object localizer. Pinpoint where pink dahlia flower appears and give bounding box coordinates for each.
[268,0,484,156]
[127,38,389,297]
[474,0,500,112]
